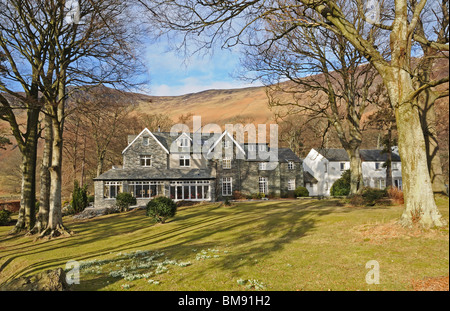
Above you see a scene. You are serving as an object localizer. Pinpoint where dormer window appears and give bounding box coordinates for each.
[143,137,149,146]
[259,144,266,152]
[259,162,267,170]
[288,161,295,170]
[223,140,230,149]
[140,155,152,167]
[248,145,255,151]
[179,137,189,147]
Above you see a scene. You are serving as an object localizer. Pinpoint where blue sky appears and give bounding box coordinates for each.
[140,39,262,97]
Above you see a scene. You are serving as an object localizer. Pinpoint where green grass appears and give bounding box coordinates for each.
[0,198,448,291]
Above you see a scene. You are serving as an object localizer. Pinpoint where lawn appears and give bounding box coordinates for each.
[0,197,448,291]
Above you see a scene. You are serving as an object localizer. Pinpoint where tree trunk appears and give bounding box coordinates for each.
[39,84,71,238]
[385,128,393,188]
[419,91,447,194]
[385,69,445,228]
[347,147,363,195]
[32,114,52,233]
[10,109,39,234]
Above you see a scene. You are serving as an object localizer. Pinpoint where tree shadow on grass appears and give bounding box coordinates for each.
[0,199,387,288]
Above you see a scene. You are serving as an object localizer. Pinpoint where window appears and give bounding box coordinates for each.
[259,144,267,152]
[259,177,268,194]
[222,177,232,196]
[169,180,210,201]
[376,178,386,189]
[140,155,152,167]
[104,181,122,199]
[129,181,164,199]
[394,178,402,190]
[259,162,267,170]
[375,162,382,170]
[288,179,296,191]
[143,137,149,146]
[179,155,190,167]
[392,162,399,170]
[179,137,189,147]
[223,140,230,149]
[223,157,232,169]
[288,161,295,170]
[248,144,255,151]
[340,162,346,171]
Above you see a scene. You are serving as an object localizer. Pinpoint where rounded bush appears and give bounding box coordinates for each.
[116,192,137,212]
[0,209,12,226]
[146,197,177,223]
[294,186,309,197]
[330,170,351,196]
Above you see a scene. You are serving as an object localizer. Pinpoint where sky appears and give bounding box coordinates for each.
[140,39,262,97]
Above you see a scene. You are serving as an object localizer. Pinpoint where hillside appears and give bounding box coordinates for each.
[0,57,448,198]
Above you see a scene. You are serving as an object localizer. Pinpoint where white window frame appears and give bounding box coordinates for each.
[222,177,233,196]
[248,144,256,151]
[259,144,266,152]
[259,162,267,170]
[223,140,231,149]
[288,161,295,170]
[104,181,122,199]
[288,179,296,191]
[140,155,152,167]
[375,162,382,170]
[340,162,346,171]
[392,162,399,171]
[223,157,232,169]
[259,177,268,194]
[179,154,191,167]
[394,178,402,190]
[179,137,189,148]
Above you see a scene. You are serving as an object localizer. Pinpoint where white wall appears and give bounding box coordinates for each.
[303,148,403,196]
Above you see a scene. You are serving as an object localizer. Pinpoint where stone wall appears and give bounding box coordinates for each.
[123,134,168,169]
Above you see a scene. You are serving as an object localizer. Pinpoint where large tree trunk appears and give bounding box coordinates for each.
[385,69,445,228]
[419,88,447,194]
[347,147,363,195]
[10,108,39,234]
[32,114,53,233]
[40,83,71,238]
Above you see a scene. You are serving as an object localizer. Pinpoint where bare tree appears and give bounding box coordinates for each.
[140,0,448,227]
[241,13,380,195]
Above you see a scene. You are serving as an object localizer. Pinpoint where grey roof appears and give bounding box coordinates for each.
[317,148,401,162]
[245,148,302,162]
[94,167,214,181]
[304,171,318,184]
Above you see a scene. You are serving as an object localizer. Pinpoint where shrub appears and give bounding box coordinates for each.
[0,210,12,226]
[146,197,177,223]
[232,191,246,200]
[387,187,404,205]
[330,170,351,196]
[116,192,137,212]
[349,187,388,206]
[72,180,88,214]
[361,187,387,206]
[294,186,309,197]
